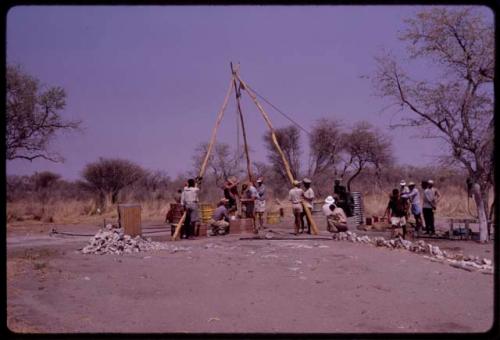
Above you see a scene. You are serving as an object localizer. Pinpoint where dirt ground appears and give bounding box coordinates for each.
[6,215,496,334]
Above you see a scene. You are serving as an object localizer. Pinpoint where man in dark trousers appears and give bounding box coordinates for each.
[181,177,201,239]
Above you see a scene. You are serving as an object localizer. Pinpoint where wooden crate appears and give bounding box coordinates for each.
[196,224,207,237]
[229,218,254,234]
[118,204,142,237]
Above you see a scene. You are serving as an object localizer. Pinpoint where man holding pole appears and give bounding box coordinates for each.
[301,178,315,234]
[289,180,304,235]
[181,177,201,239]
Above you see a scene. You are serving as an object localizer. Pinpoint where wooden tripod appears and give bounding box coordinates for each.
[172,64,319,241]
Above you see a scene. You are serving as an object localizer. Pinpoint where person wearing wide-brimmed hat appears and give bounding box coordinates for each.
[401,181,423,233]
[208,198,230,236]
[255,177,266,229]
[288,180,304,235]
[323,196,348,233]
[301,178,315,234]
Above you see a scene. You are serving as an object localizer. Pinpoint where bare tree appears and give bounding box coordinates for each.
[192,142,245,187]
[263,125,302,183]
[339,121,393,191]
[81,158,146,209]
[308,118,343,179]
[6,64,81,162]
[373,7,493,242]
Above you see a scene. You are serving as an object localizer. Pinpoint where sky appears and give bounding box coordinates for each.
[6,5,493,180]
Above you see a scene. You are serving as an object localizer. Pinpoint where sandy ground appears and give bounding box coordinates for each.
[6,215,496,334]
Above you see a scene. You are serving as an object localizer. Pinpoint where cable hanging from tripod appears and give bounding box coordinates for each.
[242,82,312,137]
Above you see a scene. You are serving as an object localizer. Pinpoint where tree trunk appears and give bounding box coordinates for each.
[472,183,489,243]
[347,167,363,192]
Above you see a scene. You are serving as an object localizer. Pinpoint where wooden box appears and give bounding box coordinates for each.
[229,219,241,234]
[118,204,142,237]
[196,224,207,237]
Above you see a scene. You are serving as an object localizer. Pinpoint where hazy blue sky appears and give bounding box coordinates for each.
[6,5,493,180]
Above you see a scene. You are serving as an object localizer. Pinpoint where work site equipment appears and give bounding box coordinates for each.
[172,63,319,240]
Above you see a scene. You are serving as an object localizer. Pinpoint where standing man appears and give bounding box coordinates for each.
[223,177,239,213]
[181,177,201,239]
[255,177,266,230]
[241,180,259,233]
[401,181,423,234]
[423,179,439,235]
[384,188,408,239]
[288,180,304,235]
[399,180,411,220]
[301,178,315,234]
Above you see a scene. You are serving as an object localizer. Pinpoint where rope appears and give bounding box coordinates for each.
[243,82,312,136]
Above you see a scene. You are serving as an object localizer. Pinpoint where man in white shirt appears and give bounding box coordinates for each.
[301,178,315,234]
[288,180,304,235]
[181,178,201,239]
[255,177,266,230]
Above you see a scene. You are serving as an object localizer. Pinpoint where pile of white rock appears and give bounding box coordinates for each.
[81,224,189,255]
[332,231,493,274]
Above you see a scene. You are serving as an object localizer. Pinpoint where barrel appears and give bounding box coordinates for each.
[169,203,184,223]
[351,192,364,226]
[266,211,280,224]
[200,203,214,224]
[312,201,323,214]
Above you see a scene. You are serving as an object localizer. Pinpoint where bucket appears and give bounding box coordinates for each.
[200,203,214,224]
[266,211,280,224]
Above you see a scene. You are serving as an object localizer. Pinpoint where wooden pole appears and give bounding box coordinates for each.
[231,62,253,182]
[235,72,319,235]
[172,76,234,241]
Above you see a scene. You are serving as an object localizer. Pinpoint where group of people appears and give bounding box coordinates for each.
[170,175,267,238]
[288,178,315,235]
[384,179,441,238]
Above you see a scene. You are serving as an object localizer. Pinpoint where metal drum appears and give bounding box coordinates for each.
[200,203,214,224]
[312,201,323,214]
[266,211,280,224]
[169,203,184,223]
[351,192,364,226]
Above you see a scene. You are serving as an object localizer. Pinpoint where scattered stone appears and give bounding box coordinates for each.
[82,227,176,255]
[330,229,492,274]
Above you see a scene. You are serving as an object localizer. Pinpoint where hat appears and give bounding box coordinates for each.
[428,179,434,184]
[400,180,406,186]
[303,178,312,184]
[256,177,263,183]
[293,180,300,186]
[408,181,415,186]
[219,198,228,204]
[325,196,335,204]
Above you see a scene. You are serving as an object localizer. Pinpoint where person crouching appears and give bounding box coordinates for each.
[208,198,230,236]
[323,196,348,232]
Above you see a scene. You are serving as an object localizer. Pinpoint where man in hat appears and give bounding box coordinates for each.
[208,198,230,236]
[323,196,335,232]
[181,177,202,239]
[384,188,408,239]
[323,196,348,233]
[399,180,411,219]
[401,181,423,233]
[422,179,440,235]
[288,180,304,235]
[301,178,315,234]
[255,177,266,230]
[241,179,259,232]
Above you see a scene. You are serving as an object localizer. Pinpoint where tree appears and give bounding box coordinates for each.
[6,64,81,162]
[263,125,302,183]
[192,142,246,187]
[373,7,493,242]
[81,158,146,209]
[339,121,393,191]
[308,118,343,179]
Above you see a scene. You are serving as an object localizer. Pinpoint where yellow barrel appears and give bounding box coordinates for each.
[266,211,280,225]
[200,203,214,224]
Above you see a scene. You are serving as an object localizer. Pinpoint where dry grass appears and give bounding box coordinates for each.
[6,185,494,226]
